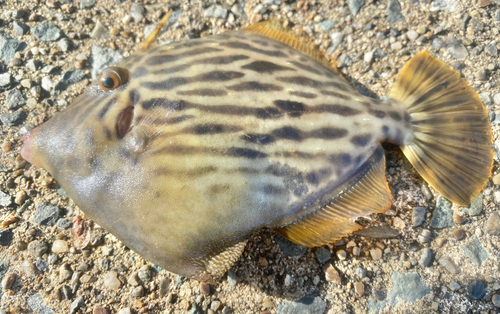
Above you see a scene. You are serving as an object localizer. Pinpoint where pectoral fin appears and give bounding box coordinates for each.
[276,146,392,247]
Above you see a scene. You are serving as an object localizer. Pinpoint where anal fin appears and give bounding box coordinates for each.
[275,147,392,247]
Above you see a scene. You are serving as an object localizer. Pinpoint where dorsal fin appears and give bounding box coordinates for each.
[243,20,338,73]
[275,146,392,247]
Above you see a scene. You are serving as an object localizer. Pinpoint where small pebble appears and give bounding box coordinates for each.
[200,282,210,295]
[370,248,383,260]
[354,282,365,296]
[1,273,16,290]
[435,237,446,247]
[418,229,431,243]
[104,271,121,289]
[439,256,459,274]
[452,229,465,240]
[469,280,485,300]
[323,263,341,284]
[492,294,500,307]
[131,286,144,298]
[52,240,69,253]
[93,308,110,314]
[336,250,347,260]
[418,249,432,268]
[485,212,500,235]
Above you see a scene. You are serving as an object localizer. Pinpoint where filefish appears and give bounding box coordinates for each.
[21,17,493,282]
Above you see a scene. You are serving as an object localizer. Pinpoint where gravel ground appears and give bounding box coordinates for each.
[1,0,500,313]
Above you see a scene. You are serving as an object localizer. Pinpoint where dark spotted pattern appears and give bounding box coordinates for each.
[351,134,372,147]
[241,61,294,74]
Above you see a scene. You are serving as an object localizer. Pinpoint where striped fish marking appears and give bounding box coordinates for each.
[23,19,492,284]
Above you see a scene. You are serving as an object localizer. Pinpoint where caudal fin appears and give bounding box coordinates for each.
[390,52,493,206]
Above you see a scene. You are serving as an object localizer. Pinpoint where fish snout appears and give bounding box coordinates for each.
[21,129,42,168]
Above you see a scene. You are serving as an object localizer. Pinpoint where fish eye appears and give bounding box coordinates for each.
[98,67,129,91]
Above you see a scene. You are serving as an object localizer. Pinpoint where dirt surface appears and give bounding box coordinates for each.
[1,0,500,313]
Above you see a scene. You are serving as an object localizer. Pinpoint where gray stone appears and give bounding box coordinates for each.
[13,21,29,36]
[439,256,459,274]
[315,246,331,264]
[430,0,458,12]
[57,38,72,52]
[275,235,307,258]
[0,73,12,87]
[0,34,27,63]
[204,5,228,19]
[386,0,405,23]
[0,229,13,246]
[188,303,202,314]
[12,10,26,19]
[56,218,71,229]
[70,296,84,314]
[348,0,365,16]
[35,259,49,272]
[91,46,123,79]
[0,111,27,127]
[327,32,344,53]
[91,21,109,39]
[41,65,56,74]
[479,93,493,107]
[32,23,63,41]
[485,212,500,235]
[484,44,498,57]
[495,9,500,22]
[28,240,48,258]
[6,89,26,110]
[318,20,336,31]
[386,272,430,306]
[461,238,489,267]
[26,59,41,71]
[226,270,237,287]
[469,280,485,300]
[355,267,367,278]
[53,70,85,94]
[412,207,427,227]
[277,295,326,314]
[463,194,483,216]
[0,191,12,207]
[337,54,353,68]
[419,248,433,267]
[494,93,500,106]
[449,42,468,59]
[32,202,60,226]
[27,293,54,314]
[430,196,453,228]
[130,4,145,23]
[80,0,97,9]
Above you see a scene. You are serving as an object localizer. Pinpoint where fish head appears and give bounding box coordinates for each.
[21,65,154,206]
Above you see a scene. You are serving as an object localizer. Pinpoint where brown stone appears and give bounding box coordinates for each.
[452,229,465,240]
[323,263,341,284]
[354,282,365,296]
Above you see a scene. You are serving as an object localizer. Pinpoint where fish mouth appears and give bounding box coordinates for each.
[21,129,42,168]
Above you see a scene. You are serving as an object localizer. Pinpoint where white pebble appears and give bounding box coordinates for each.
[104,270,121,289]
[52,240,69,253]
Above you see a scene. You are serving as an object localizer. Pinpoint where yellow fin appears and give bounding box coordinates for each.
[276,147,392,247]
[243,20,338,73]
[390,52,494,206]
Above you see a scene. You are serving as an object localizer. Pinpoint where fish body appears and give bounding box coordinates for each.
[22,21,493,281]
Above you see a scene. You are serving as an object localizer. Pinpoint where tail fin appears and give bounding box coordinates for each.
[390,52,493,206]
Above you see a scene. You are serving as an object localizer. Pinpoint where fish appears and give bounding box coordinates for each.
[20,16,494,282]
